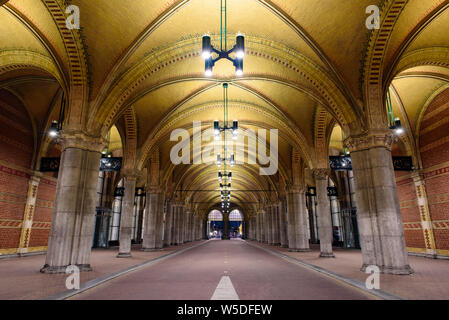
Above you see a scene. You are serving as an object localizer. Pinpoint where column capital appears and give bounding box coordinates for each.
[147,185,163,194]
[344,129,395,153]
[59,130,108,153]
[121,169,138,181]
[312,168,330,180]
[411,169,425,183]
[29,171,43,185]
[286,184,305,194]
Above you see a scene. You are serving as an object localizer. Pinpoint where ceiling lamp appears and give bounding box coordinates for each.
[386,89,404,135]
[201,0,245,77]
[48,92,67,138]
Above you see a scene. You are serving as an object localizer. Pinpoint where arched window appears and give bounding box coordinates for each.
[229,209,242,221]
[208,210,223,221]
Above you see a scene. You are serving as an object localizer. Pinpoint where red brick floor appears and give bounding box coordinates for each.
[71,240,372,300]
[250,241,449,300]
[0,241,203,300]
[0,240,448,300]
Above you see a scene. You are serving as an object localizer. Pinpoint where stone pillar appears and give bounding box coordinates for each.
[175,205,184,244]
[266,206,273,245]
[41,132,106,273]
[187,210,193,242]
[223,212,229,240]
[135,189,145,243]
[272,205,280,245]
[257,211,263,242]
[261,209,268,243]
[201,218,206,239]
[142,187,164,251]
[117,174,137,257]
[287,186,309,251]
[279,200,288,247]
[163,201,173,247]
[314,169,335,258]
[18,172,42,255]
[411,170,437,257]
[345,131,413,274]
[155,193,165,249]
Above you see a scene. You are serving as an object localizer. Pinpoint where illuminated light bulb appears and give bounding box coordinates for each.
[202,51,211,60]
[205,69,213,77]
[236,69,243,77]
[236,50,244,59]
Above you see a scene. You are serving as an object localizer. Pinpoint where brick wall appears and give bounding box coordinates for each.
[419,88,449,252]
[0,90,33,250]
[395,173,425,249]
[29,177,56,247]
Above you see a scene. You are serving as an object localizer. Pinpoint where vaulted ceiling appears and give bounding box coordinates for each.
[1,0,449,216]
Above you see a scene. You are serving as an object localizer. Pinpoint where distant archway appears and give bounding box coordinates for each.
[228,209,243,239]
[207,210,223,239]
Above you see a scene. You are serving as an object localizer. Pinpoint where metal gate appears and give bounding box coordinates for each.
[92,207,111,248]
[340,208,360,249]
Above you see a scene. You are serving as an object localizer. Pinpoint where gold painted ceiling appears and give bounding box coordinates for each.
[1,0,449,216]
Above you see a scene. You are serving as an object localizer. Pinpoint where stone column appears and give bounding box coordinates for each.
[272,205,280,245]
[117,174,137,257]
[175,205,184,245]
[345,131,413,274]
[287,186,309,251]
[314,169,335,258]
[191,215,196,240]
[163,201,173,247]
[257,211,263,242]
[135,189,145,243]
[18,172,42,255]
[41,132,106,273]
[187,210,193,242]
[142,187,164,251]
[411,170,437,257]
[201,218,206,239]
[223,212,229,240]
[261,209,268,243]
[279,200,288,247]
[155,193,165,249]
[266,206,273,245]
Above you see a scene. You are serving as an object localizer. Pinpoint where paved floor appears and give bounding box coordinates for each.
[70,239,373,300]
[2,239,448,300]
[251,241,449,300]
[0,241,203,300]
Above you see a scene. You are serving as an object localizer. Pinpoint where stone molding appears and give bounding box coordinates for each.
[146,185,164,194]
[59,130,107,153]
[344,130,395,153]
[286,184,305,194]
[312,168,330,180]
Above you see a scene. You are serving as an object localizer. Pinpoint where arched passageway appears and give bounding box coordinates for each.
[1,0,449,302]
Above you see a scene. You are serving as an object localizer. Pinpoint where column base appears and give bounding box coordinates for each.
[40,264,92,274]
[141,248,163,252]
[319,252,335,258]
[281,244,288,248]
[360,264,414,275]
[116,252,132,258]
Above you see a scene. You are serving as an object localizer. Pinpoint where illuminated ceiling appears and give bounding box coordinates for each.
[1,0,449,216]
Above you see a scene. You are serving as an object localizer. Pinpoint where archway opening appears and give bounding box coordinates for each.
[228,209,243,239]
[207,210,223,239]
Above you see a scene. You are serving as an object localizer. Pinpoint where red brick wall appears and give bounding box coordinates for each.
[419,88,449,252]
[396,173,425,249]
[0,89,33,250]
[29,178,56,247]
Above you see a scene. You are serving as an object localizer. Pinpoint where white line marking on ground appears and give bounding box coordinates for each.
[211,276,239,300]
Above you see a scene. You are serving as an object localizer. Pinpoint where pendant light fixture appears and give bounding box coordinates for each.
[202,0,245,77]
